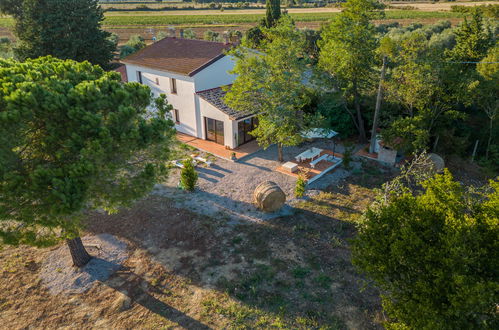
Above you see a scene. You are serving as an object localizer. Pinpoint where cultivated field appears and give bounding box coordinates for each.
[1,1,495,42]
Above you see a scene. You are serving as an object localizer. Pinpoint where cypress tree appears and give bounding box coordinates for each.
[264,0,281,28]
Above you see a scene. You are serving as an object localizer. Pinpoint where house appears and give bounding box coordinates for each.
[122,35,257,150]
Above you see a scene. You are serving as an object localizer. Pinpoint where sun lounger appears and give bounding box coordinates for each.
[172,159,198,169]
[191,155,212,166]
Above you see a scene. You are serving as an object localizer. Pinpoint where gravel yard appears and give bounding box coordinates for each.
[155,140,354,222]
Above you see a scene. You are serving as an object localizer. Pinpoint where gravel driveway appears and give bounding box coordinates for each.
[154,140,352,223]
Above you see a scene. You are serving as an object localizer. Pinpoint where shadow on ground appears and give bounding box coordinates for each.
[85,170,386,328]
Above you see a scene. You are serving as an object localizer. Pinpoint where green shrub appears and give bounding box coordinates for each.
[180,159,198,192]
[119,45,135,59]
[126,34,146,50]
[203,30,221,42]
[352,170,498,328]
[294,174,306,198]
[183,28,196,39]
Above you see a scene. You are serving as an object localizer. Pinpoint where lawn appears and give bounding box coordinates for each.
[0,160,391,328]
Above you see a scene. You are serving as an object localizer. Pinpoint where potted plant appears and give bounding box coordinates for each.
[230,152,237,160]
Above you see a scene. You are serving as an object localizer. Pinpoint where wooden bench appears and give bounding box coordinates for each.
[310,154,329,168]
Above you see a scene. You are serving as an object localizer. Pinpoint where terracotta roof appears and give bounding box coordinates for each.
[122,37,233,76]
[197,86,256,120]
[114,63,128,82]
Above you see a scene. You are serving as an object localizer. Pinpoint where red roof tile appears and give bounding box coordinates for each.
[122,37,233,76]
[114,63,128,82]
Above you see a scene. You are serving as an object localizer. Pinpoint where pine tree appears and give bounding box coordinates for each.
[0,56,175,267]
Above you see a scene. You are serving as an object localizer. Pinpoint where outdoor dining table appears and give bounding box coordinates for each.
[295,147,323,162]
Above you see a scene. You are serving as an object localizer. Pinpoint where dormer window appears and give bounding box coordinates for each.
[170,78,177,94]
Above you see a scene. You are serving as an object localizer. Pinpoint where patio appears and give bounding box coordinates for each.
[276,149,344,184]
[157,139,351,223]
[176,132,260,161]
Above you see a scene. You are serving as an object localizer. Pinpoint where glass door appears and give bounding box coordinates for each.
[205,117,224,145]
[215,120,224,145]
[237,117,258,146]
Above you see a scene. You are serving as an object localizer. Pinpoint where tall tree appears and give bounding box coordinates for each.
[444,9,495,104]
[353,167,498,329]
[446,9,494,64]
[0,57,175,267]
[468,45,499,159]
[0,0,115,67]
[382,32,460,153]
[318,0,383,143]
[264,0,281,28]
[225,16,314,162]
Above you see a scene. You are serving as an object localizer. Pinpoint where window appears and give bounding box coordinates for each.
[137,71,143,84]
[173,109,180,123]
[155,77,159,85]
[170,78,177,94]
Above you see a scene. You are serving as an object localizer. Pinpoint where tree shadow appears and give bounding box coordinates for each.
[104,266,211,329]
[197,167,226,178]
[210,164,232,174]
[84,188,381,328]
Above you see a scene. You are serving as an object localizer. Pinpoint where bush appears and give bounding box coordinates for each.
[244,26,264,48]
[180,159,198,191]
[294,174,306,198]
[352,170,498,328]
[203,30,221,42]
[156,31,168,40]
[0,37,13,59]
[119,45,135,59]
[126,34,146,50]
[183,28,196,39]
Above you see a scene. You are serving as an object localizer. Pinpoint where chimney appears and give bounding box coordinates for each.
[223,31,230,45]
[179,29,184,39]
[168,26,176,38]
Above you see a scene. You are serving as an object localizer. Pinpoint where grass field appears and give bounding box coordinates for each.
[0,10,466,28]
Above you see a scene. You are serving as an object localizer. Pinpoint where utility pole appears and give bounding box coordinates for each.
[369,56,387,154]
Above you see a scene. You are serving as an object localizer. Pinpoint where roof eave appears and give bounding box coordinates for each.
[120,60,191,77]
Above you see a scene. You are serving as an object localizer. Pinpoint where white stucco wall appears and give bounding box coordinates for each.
[193,55,237,92]
[124,55,237,142]
[124,63,199,137]
[198,96,236,149]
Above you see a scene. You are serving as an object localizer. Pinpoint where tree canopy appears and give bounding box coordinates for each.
[0,0,115,67]
[318,0,384,142]
[0,56,175,248]
[225,15,315,161]
[353,168,498,329]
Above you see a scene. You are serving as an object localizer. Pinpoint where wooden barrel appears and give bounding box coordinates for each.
[253,181,286,212]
